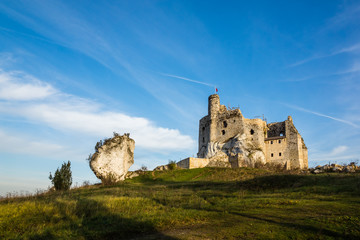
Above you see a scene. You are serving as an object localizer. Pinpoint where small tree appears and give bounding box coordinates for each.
[140,165,148,171]
[49,161,73,191]
[168,160,177,170]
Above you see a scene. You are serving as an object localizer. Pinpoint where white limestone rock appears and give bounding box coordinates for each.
[90,134,135,181]
[201,133,265,167]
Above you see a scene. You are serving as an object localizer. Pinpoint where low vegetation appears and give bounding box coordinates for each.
[48,161,72,191]
[1,168,360,239]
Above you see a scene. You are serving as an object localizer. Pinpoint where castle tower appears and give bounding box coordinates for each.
[208,94,220,118]
[208,94,220,143]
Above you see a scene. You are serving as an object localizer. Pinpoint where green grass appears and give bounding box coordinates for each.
[1,168,360,239]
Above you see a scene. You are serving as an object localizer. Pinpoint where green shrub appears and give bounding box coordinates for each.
[49,161,73,191]
[101,173,118,185]
[140,165,148,171]
[168,160,177,170]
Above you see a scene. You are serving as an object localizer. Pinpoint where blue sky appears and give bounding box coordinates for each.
[1,0,360,196]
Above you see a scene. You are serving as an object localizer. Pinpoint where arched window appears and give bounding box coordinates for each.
[222,130,226,135]
[223,121,228,128]
[250,129,254,135]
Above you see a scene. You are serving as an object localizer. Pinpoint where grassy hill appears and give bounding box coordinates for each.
[1,167,360,239]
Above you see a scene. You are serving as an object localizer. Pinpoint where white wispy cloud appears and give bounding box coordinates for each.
[0,69,56,100]
[161,73,217,88]
[334,43,360,55]
[281,103,359,128]
[327,3,360,29]
[17,103,194,150]
[339,62,360,74]
[310,145,358,165]
[288,55,329,68]
[0,129,64,156]
[288,3,360,68]
[288,42,360,68]
[330,145,348,155]
[0,1,212,122]
[0,69,195,152]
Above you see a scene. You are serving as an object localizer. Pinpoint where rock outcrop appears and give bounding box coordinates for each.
[201,133,266,168]
[310,162,359,174]
[90,134,135,181]
[154,164,170,171]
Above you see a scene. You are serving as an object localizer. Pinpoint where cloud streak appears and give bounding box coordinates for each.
[288,43,360,68]
[281,103,359,128]
[161,73,216,88]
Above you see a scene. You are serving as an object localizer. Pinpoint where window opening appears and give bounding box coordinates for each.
[271,141,273,144]
[279,152,282,156]
[202,127,205,132]
[271,153,273,157]
[202,137,205,143]
[278,140,281,143]
[222,130,226,135]
[280,133,284,136]
[223,121,228,128]
[250,129,254,135]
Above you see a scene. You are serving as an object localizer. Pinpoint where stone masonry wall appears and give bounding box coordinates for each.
[265,137,287,165]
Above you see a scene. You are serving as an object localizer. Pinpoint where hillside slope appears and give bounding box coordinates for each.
[1,168,360,239]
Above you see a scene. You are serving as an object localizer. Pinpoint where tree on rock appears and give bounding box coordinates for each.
[49,161,73,191]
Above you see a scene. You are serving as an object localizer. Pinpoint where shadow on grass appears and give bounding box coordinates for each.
[157,173,360,195]
[29,198,178,240]
[227,211,347,239]
[64,173,360,201]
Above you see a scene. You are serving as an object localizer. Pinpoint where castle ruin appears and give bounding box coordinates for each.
[177,94,308,170]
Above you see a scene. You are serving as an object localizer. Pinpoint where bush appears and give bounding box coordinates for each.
[82,180,91,187]
[140,165,148,171]
[49,161,73,191]
[101,173,118,185]
[168,160,177,170]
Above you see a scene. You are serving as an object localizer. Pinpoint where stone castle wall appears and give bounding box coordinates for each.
[194,94,308,170]
[177,157,210,169]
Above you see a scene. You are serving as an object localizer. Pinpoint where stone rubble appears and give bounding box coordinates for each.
[310,162,358,174]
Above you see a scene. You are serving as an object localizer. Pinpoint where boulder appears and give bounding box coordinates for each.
[344,166,355,173]
[126,171,140,179]
[154,165,170,171]
[313,169,324,174]
[90,134,135,181]
[331,166,343,172]
[199,133,265,168]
